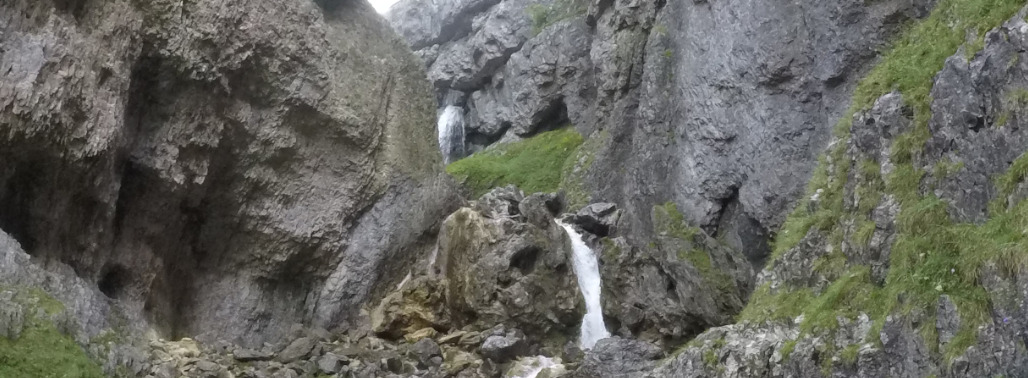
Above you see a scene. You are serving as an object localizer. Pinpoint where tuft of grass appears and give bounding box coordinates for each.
[780,339,798,361]
[737,284,814,323]
[446,128,584,197]
[813,250,849,278]
[654,203,737,297]
[527,0,588,35]
[854,220,877,248]
[840,344,861,366]
[995,151,1028,206]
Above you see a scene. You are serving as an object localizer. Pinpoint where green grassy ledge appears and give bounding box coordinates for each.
[0,288,104,378]
[447,128,584,198]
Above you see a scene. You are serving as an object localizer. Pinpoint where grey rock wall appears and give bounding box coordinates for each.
[388,0,931,265]
[0,0,458,347]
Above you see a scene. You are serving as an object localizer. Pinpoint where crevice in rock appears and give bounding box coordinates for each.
[510,246,540,276]
[525,98,570,137]
[713,186,772,269]
[98,264,131,299]
[52,0,87,20]
[314,0,359,13]
[0,163,40,253]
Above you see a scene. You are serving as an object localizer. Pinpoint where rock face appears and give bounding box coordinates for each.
[436,187,584,339]
[0,0,459,347]
[388,0,932,266]
[596,206,754,346]
[656,8,1028,377]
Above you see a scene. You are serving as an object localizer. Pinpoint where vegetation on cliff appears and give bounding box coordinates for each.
[446,128,584,197]
[741,0,1026,366]
[0,288,104,378]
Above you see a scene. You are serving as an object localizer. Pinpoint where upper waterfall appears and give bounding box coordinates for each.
[438,106,466,164]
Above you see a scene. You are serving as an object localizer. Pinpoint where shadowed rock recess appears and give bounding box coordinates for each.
[7,0,1028,376]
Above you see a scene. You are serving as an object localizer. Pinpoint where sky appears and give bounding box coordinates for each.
[368,0,400,13]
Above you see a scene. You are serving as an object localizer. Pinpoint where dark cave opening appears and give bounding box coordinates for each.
[0,164,41,253]
[510,246,541,276]
[98,264,131,299]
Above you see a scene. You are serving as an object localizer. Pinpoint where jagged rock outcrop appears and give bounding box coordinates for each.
[596,205,754,347]
[656,8,1028,377]
[373,187,584,346]
[0,0,459,350]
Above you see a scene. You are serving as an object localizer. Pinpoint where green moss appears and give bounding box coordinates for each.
[23,288,65,316]
[1007,88,1028,108]
[447,128,584,197]
[560,129,608,211]
[995,151,1028,205]
[600,237,621,262]
[527,0,587,35]
[994,88,1028,128]
[702,338,725,368]
[854,220,876,248]
[813,250,848,278]
[737,284,814,323]
[840,344,860,366]
[654,202,737,297]
[0,289,104,378]
[780,339,798,361]
[932,159,965,179]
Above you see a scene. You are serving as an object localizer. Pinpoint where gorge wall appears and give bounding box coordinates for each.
[6,0,1028,376]
[0,0,459,352]
[389,0,933,267]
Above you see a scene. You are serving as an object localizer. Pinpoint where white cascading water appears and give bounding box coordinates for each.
[437,106,465,164]
[509,356,560,378]
[556,220,611,350]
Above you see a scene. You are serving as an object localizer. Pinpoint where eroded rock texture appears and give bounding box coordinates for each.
[656,9,1028,377]
[388,0,932,268]
[0,0,459,347]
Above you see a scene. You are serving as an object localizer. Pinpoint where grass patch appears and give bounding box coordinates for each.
[654,203,737,297]
[1,288,104,378]
[780,339,798,361]
[840,344,861,366]
[526,0,588,35]
[446,128,583,197]
[854,220,877,248]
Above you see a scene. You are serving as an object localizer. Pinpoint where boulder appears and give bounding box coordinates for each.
[277,337,318,363]
[479,327,529,363]
[437,187,584,339]
[410,338,444,368]
[317,353,345,375]
[571,337,663,378]
[234,348,275,362]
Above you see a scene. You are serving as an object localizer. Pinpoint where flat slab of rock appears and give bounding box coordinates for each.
[277,337,317,363]
[233,348,275,362]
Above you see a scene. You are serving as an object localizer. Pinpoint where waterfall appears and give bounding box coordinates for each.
[509,356,561,378]
[556,221,611,350]
[437,106,465,164]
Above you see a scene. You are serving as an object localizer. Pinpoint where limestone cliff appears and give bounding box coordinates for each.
[0,0,459,353]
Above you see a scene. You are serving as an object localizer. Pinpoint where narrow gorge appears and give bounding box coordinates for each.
[4,0,1028,377]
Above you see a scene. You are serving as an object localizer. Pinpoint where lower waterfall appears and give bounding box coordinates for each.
[556,220,611,350]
